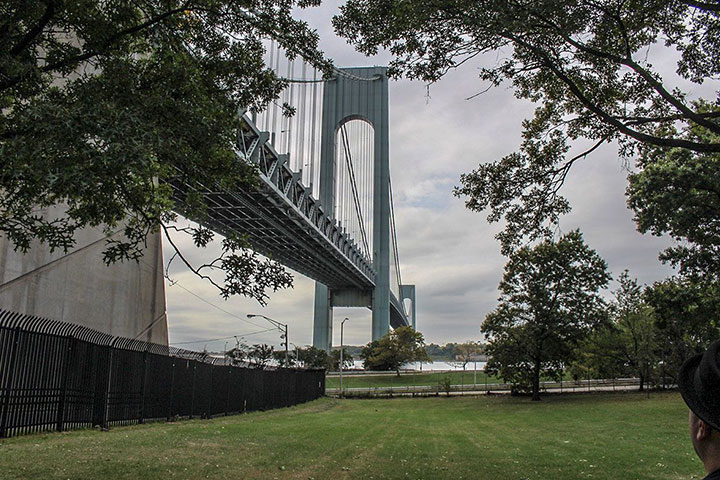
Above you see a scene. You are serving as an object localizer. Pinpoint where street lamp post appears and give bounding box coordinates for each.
[340,317,349,396]
[247,314,288,366]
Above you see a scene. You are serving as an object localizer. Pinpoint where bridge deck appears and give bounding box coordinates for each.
[170,114,376,291]
[170,113,408,327]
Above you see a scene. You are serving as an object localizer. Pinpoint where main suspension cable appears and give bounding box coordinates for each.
[389,177,403,291]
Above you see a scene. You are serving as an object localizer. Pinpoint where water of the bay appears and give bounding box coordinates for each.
[350,360,487,371]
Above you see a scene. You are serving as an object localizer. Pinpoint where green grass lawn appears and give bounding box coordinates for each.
[325,370,501,389]
[0,392,702,480]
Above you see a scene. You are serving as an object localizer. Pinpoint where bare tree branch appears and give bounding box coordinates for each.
[526,6,720,135]
[680,0,720,13]
[9,0,56,56]
[505,33,720,152]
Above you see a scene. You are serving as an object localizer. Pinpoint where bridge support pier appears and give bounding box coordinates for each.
[0,204,168,344]
[312,66,394,351]
[312,284,333,352]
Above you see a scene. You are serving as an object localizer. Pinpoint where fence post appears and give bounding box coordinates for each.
[225,368,231,416]
[189,363,197,419]
[0,327,21,438]
[56,335,74,432]
[139,350,148,424]
[167,359,176,421]
[97,345,114,429]
[206,365,214,419]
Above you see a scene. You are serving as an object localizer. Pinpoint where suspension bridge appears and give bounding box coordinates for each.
[172,54,416,350]
[0,46,415,351]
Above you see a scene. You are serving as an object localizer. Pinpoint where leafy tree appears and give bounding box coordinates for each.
[645,277,720,383]
[482,230,610,400]
[573,271,658,389]
[1,0,330,304]
[272,350,296,368]
[360,340,382,368]
[296,346,329,370]
[452,342,483,370]
[438,376,452,397]
[393,326,432,367]
[569,326,627,383]
[628,109,720,280]
[610,271,658,390]
[425,342,458,360]
[361,326,431,374]
[225,341,250,366]
[247,344,274,369]
[334,1,720,254]
[328,348,354,371]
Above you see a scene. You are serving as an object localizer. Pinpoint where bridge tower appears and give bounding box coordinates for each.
[313,67,391,351]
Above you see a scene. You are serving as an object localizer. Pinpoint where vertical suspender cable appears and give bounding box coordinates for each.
[265,39,275,134]
[283,58,292,154]
[350,121,355,239]
[389,177,403,293]
[270,44,280,146]
[291,60,297,162]
[299,61,307,182]
[340,123,370,254]
[364,121,369,256]
[309,68,318,195]
[339,80,345,225]
[293,61,301,169]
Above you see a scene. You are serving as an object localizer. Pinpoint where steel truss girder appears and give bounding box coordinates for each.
[171,113,376,290]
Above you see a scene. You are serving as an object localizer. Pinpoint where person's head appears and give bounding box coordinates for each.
[679,340,720,473]
[689,409,720,465]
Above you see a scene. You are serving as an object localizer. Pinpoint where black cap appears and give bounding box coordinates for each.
[678,339,720,431]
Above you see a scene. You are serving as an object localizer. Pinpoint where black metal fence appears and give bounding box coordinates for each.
[0,310,325,438]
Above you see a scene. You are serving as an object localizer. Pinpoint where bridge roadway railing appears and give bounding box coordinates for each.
[168,112,376,291]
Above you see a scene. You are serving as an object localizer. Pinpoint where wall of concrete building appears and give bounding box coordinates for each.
[0,205,168,344]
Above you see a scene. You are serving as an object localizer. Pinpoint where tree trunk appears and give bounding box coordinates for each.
[639,373,645,392]
[532,359,541,401]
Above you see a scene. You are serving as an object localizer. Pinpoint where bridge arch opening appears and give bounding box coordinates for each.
[334,117,374,259]
[403,298,413,319]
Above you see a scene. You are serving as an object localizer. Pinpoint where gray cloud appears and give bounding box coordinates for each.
[164,2,691,350]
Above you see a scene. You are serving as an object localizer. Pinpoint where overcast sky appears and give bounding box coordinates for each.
[163,2,695,351]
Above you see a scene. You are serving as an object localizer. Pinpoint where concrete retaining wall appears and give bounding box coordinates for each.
[0,205,167,344]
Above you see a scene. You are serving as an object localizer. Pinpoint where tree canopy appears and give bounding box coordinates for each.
[328,348,354,371]
[296,345,329,369]
[452,341,484,370]
[570,270,720,389]
[627,110,720,279]
[335,0,720,254]
[360,326,431,374]
[645,276,720,380]
[573,271,658,389]
[482,230,610,400]
[1,0,330,303]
